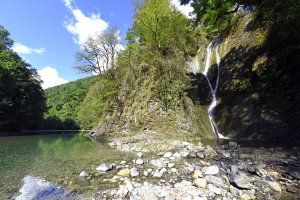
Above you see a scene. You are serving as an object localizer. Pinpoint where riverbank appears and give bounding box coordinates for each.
[10,131,299,200]
[78,131,299,200]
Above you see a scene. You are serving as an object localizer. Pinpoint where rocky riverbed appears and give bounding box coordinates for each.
[15,131,300,200]
[79,131,299,200]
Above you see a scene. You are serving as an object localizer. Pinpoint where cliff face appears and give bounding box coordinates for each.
[203,13,300,143]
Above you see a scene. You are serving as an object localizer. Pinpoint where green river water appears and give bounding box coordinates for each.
[0,133,134,199]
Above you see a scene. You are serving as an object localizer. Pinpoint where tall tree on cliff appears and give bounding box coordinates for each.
[74,27,121,75]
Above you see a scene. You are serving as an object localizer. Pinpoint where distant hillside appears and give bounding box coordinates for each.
[42,76,99,130]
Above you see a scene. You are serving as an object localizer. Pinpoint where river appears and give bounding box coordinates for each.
[0,132,134,199]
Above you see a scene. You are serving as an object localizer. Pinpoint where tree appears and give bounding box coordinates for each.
[180,0,263,37]
[0,26,46,132]
[133,0,197,55]
[74,27,121,75]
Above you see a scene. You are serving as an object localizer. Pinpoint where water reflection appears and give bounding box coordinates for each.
[37,134,95,158]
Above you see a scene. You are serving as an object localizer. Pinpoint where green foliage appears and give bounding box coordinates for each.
[181,0,263,37]
[44,76,98,129]
[158,79,184,109]
[133,0,197,54]
[0,26,46,132]
[77,79,114,129]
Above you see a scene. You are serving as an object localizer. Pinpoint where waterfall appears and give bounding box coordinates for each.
[202,42,227,139]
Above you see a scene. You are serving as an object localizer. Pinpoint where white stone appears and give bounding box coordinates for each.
[96,163,113,172]
[150,159,167,168]
[79,171,89,178]
[136,159,144,165]
[173,152,181,158]
[130,167,139,177]
[194,178,207,188]
[168,163,175,168]
[164,152,173,158]
[203,166,219,175]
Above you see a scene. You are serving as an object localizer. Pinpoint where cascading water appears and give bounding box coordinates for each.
[202,42,226,138]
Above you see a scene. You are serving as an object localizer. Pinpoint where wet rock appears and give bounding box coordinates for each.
[16,176,82,200]
[256,168,267,178]
[246,166,256,174]
[96,163,113,172]
[203,166,219,175]
[117,168,131,177]
[130,168,139,177]
[229,173,254,189]
[231,165,239,174]
[206,175,229,189]
[150,159,167,168]
[194,178,207,188]
[228,142,238,149]
[136,159,144,165]
[203,147,217,158]
[219,150,230,158]
[286,186,297,193]
[164,152,173,158]
[79,171,89,178]
[287,166,300,180]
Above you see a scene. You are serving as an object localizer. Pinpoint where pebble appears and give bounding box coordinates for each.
[150,159,167,168]
[130,167,139,177]
[229,173,253,189]
[203,166,219,175]
[117,168,131,177]
[79,171,89,178]
[96,163,113,172]
[168,163,175,168]
[164,152,173,158]
[194,170,203,178]
[136,159,144,165]
[194,178,207,188]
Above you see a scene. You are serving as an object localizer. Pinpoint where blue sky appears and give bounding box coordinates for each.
[0,0,192,89]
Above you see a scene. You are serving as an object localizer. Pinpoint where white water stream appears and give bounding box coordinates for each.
[190,42,227,139]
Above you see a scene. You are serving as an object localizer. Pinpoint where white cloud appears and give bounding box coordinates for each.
[63,0,109,45]
[38,66,69,89]
[171,0,194,19]
[13,43,46,55]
